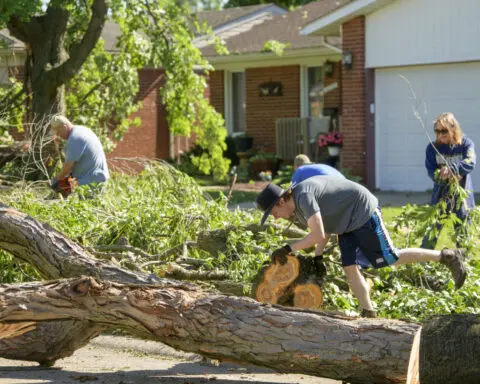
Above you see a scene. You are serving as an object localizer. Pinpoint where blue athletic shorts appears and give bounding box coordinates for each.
[338,207,399,269]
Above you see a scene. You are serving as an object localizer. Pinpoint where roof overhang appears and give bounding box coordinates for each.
[205,45,341,70]
[300,0,395,36]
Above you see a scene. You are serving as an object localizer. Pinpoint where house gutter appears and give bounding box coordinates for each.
[205,46,340,65]
[320,37,342,54]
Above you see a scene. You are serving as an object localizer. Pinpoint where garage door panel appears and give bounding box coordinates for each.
[375,63,480,191]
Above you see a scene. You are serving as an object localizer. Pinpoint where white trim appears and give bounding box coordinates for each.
[209,50,340,71]
[300,66,308,118]
[301,0,394,36]
[321,37,342,54]
[224,70,233,135]
[224,70,246,135]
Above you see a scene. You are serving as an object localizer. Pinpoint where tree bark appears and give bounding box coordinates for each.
[0,320,106,366]
[0,205,175,364]
[0,206,477,383]
[419,314,480,384]
[7,2,108,118]
[0,276,420,384]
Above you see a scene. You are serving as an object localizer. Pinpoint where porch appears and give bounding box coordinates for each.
[275,116,335,162]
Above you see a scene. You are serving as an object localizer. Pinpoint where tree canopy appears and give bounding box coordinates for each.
[0,0,229,178]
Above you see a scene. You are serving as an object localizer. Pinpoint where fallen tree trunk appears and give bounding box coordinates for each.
[0,319,107,366]
[0,206,185,364]
[0,206,478,383]
[0,276,420,384]
[419,314,480,384]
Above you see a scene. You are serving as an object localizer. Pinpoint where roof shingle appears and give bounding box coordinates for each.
[201,0,351,56]
[196,4,279,30]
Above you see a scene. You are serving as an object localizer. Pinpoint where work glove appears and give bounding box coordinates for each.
[270,244,292,265]
[314,254,328,277]
[49,177,59,190]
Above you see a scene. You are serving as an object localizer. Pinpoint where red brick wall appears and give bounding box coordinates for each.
[341,16,366,180]
[110,68,169,161]
[246,65,300,152]
[208,70,225,117]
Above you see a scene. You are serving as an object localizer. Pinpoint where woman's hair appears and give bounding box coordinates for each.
[434,112,463,145]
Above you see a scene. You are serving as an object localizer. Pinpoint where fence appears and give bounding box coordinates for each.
[275,117,331,161]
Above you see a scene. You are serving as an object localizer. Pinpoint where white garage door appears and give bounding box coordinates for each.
[375,62,480,191]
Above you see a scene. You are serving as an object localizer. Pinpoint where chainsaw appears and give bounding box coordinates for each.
[51,175,78,197]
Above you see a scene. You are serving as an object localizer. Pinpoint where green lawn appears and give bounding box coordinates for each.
[381,206,470,253]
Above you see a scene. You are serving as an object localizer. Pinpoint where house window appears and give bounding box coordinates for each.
[307,66,323,118]
[231,72,245,133]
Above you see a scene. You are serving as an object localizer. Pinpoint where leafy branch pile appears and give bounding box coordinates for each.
[0,163,478,321]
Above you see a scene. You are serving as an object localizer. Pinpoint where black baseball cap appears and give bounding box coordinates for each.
[256,183,292,226]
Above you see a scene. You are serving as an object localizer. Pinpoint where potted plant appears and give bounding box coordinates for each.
[318,131,343,156]
[233,134,254,153]
[249,148,281,178]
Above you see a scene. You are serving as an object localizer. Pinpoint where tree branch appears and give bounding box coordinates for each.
[6,15,29,43]
[50,0,109,86]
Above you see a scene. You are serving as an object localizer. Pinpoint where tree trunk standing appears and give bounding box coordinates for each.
[0,277,421,384]
[6,1,109,178]
[27,7,70,118]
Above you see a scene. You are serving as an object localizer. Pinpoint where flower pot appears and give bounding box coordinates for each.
[327,145,341,156]
[234,136,253,153]
[249,158,279,179]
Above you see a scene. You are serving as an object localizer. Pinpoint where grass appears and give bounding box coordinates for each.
[194,175,230,187]
[204,190,258,206]
[382,205,467,252]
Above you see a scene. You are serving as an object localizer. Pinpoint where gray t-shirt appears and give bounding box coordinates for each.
[293,176,378,234]
[65,126,110,186]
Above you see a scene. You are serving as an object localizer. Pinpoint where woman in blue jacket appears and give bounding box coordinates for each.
[422,112,476,249]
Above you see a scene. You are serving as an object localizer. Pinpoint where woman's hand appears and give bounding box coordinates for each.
[439,166,451,180]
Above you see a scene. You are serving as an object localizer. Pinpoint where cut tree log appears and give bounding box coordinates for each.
[0,276,420,384]
[252,255,325,309]
[419,314,480,384]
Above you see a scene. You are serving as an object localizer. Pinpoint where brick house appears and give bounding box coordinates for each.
[202,0,346,165]
[8,0,478,192]
[301,0,480,191]
[0,5,288,162]
[111,4,289,162]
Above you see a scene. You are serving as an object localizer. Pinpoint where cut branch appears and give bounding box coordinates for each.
[163,263,229,281]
